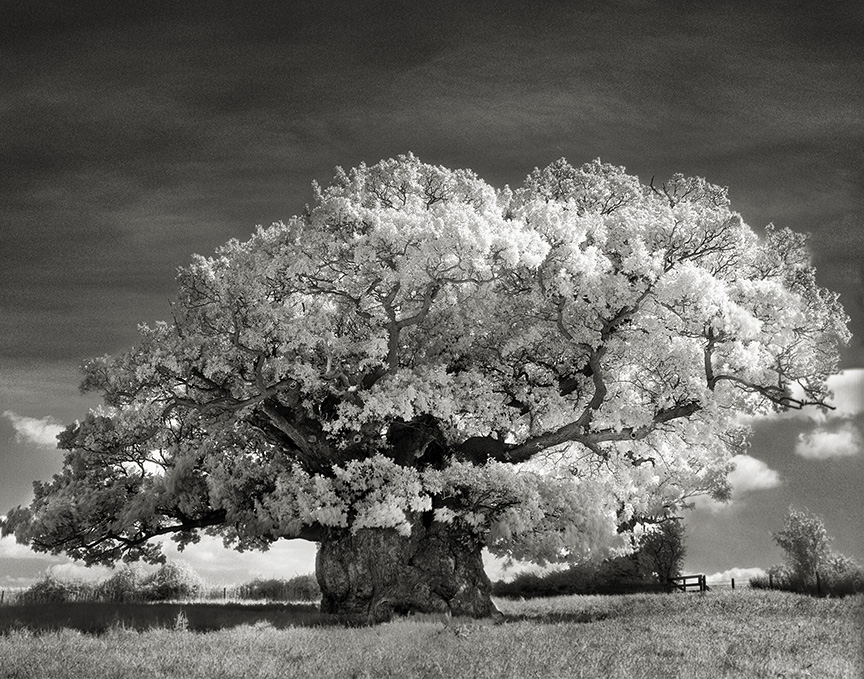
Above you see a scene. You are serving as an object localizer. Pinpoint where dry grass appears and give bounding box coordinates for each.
[0,589,861,678]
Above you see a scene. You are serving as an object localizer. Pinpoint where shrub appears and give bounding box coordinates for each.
[759,508,864,597]
[96,565,149,602]
[491,524,683,600]
[21,572,97,604]
[750,561,864,597]
[282,574,320,601]
[237,575,320,601]
[492,555,667,599]
[143,561,204,601]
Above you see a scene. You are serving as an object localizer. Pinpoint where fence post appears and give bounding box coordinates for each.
[731,578,735,590]
[1,589,4,604]
[769,573,773,589]
[815,571,821,596]
[223,586,227,600]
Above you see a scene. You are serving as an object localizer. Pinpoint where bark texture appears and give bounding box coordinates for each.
[316,520,498,624]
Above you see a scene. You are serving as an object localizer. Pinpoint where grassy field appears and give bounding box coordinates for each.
[0,590,861,678]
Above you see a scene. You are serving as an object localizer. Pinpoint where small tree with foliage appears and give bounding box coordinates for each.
[772,508,831,586]
[637,519,686,583]
[2,155,849,622]
[769,507,862,593]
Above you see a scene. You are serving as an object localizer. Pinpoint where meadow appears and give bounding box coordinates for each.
[0,590,861,678]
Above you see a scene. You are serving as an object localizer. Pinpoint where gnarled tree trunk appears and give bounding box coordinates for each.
[315,519,498,624]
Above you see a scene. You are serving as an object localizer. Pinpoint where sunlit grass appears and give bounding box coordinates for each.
[1,590,861,678]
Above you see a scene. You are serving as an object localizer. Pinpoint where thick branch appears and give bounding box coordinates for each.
[260,401,317,463]
[501,400,702,464]
[565,290,652,432]
[32,509,228,564]
[383,280,441,372]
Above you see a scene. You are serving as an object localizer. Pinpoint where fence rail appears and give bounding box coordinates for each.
[667,575,743,592]
[668,574,708,592]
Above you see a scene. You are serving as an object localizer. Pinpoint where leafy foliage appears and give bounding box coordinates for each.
[772,507,831,582]
[19,571,98,604]
[144,561,204,601]
[236,575,321,602]
[12,563,322,605]
[493,519,685,597]
[96,564,148,602]
[753,508,864,596]
[3,155,849,573]
[18,562,204,603]
[636,519,686,583]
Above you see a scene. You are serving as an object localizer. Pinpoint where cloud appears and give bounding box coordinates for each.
[0,531,318,588]
[2,411,64,447]
[160,535,317,584]
[45,563,112,583]
[692,454,781,512]
[727,454,782,495]
[795,422,862,460]
[0,531,35,559]
[706,567,767,585]
[822,369,864,419]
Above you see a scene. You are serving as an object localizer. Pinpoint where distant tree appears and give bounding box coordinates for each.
[772,508,831,584]
[637,519,686,583]
[770,507,862,591]
[2,155,849,623]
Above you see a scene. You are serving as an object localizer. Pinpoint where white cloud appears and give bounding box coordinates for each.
[822,369,864,419]
[706,566,767,584]
[795,422,862,460]
[3,410,64,448]
[727,454,782,494]
[160,535,317,584]
[692,454,781,512]
[0,531,36,559]
[46,563,112,583]
[0,532,319,588]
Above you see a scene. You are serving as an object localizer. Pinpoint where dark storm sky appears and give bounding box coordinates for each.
[1,0,862,583]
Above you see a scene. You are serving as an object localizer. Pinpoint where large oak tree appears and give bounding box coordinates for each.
[3,155,849,621]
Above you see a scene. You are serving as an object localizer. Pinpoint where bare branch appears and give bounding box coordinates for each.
[710,374,833,410]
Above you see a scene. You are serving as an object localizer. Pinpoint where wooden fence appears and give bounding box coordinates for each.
[665,574,743,592]
[668,574,710,592]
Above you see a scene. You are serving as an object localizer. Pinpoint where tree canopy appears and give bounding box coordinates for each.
[4,154,850,571]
